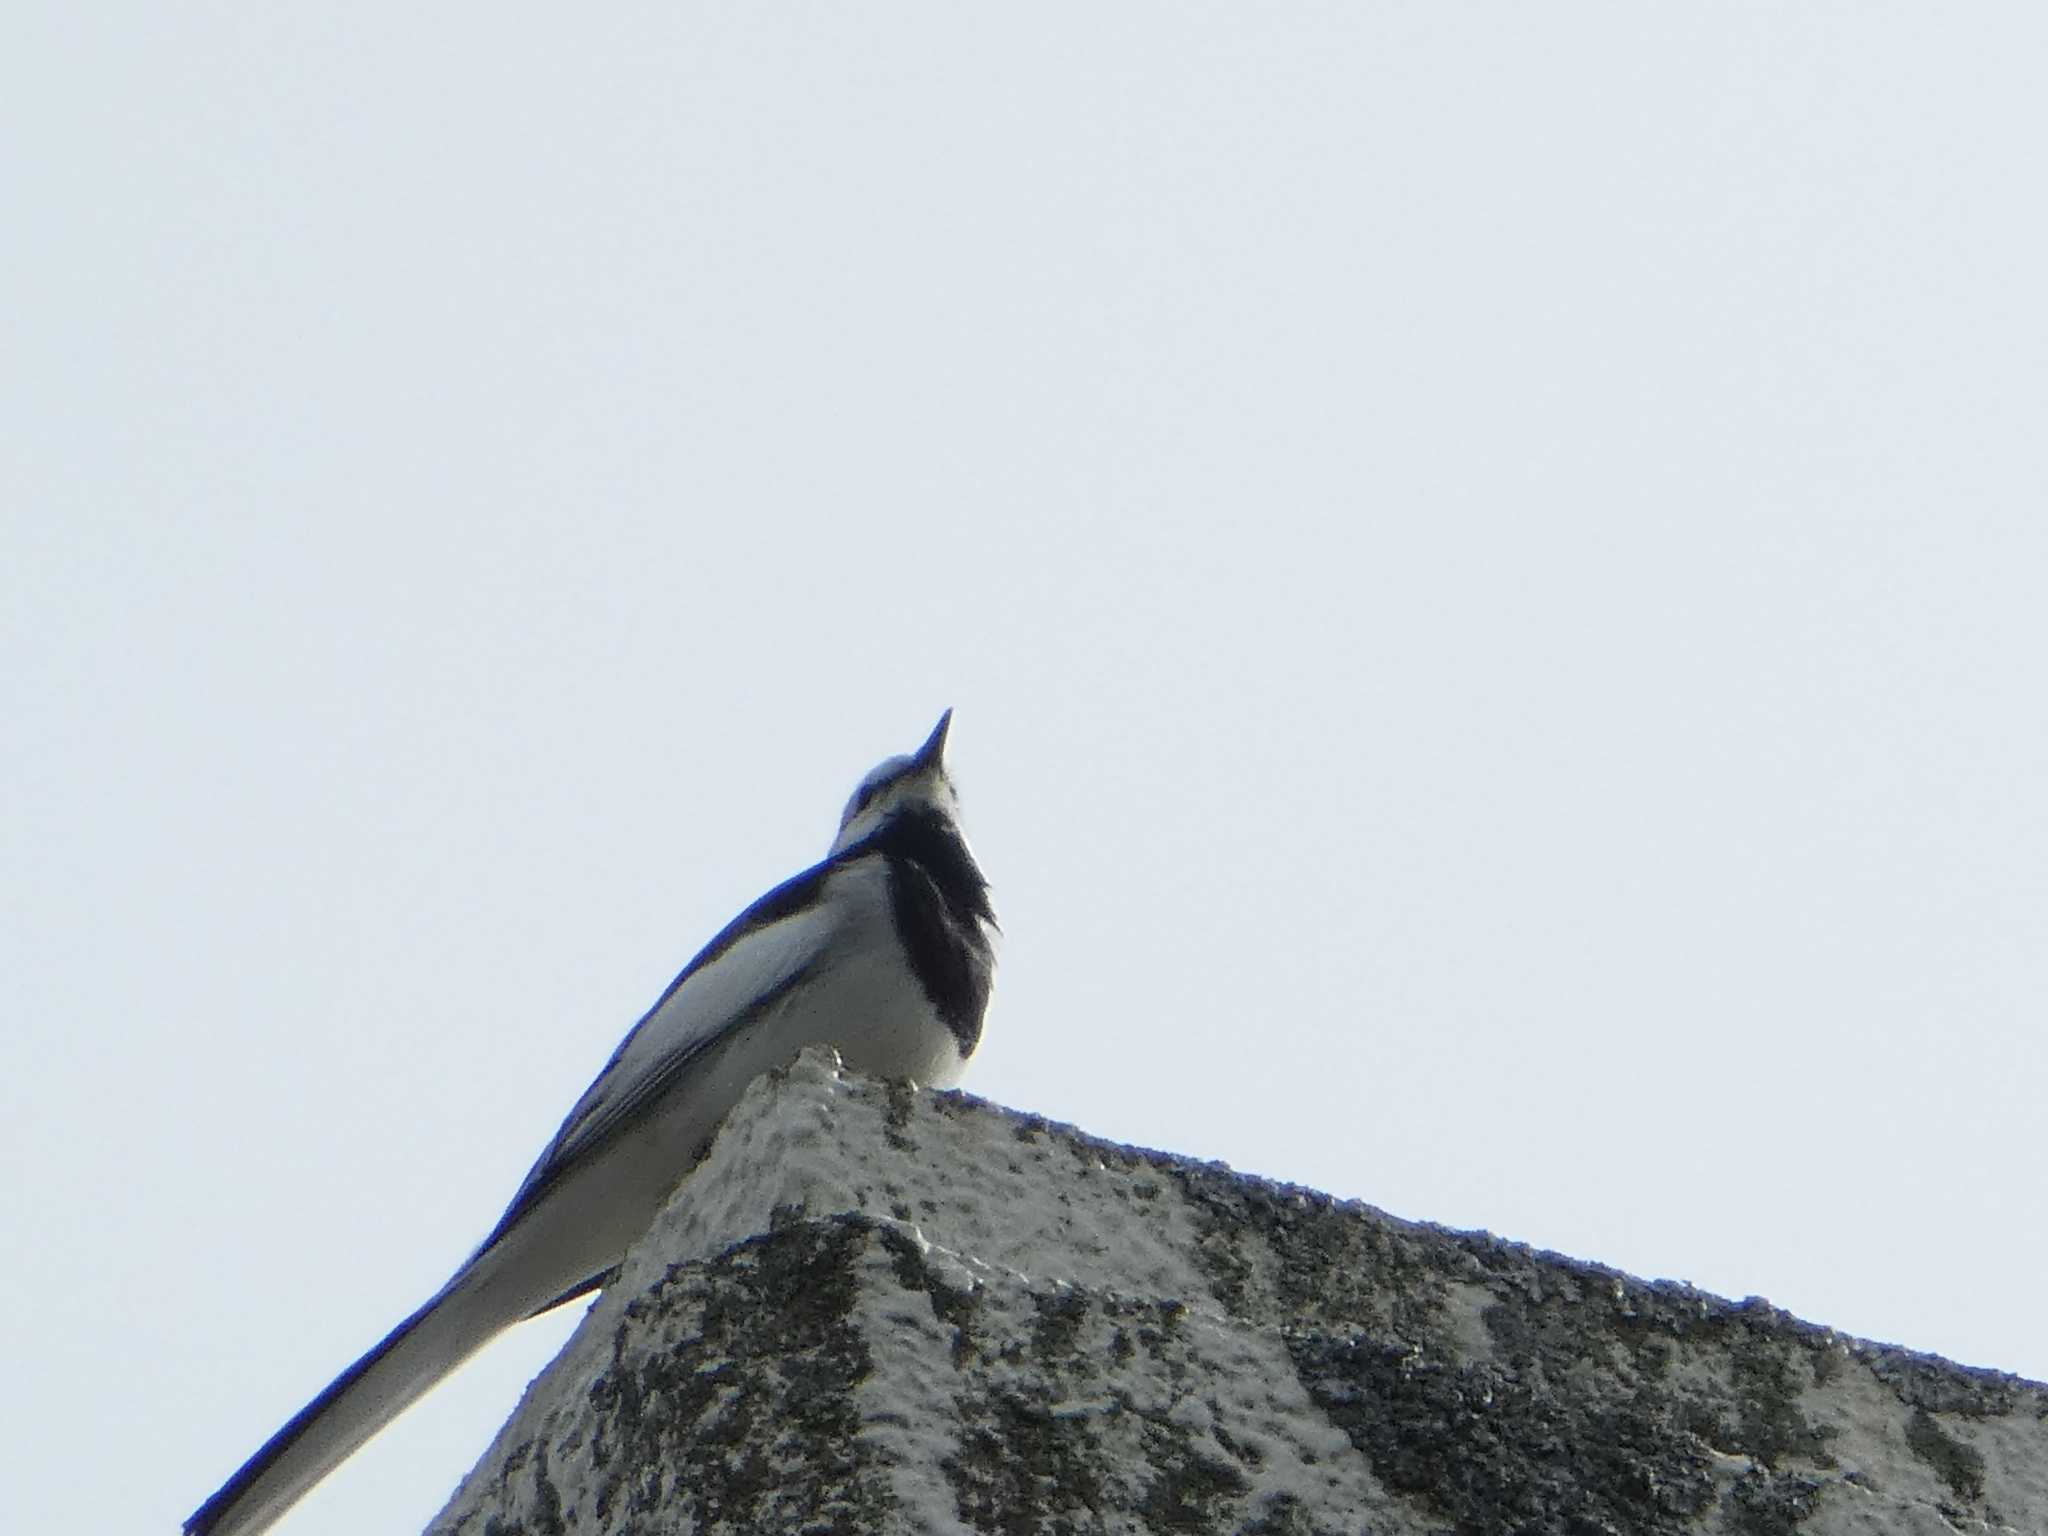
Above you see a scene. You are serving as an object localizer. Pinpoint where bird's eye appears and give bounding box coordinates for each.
[849,775,894,817]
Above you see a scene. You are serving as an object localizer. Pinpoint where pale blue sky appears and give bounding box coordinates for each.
[6,6,2045,1534]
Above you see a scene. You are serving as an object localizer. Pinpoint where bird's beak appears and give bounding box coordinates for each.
[913,708,953,772]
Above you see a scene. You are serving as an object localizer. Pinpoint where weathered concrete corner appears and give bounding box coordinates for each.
[430,1048,2048,1534]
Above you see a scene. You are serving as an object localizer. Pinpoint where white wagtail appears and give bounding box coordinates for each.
[186,710,997,1536]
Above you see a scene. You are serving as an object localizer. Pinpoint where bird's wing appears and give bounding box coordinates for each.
[183,856,860,1536]
[478,855,845,1249]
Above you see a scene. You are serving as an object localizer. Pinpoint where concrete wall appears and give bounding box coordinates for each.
[431,1049,2046,1534]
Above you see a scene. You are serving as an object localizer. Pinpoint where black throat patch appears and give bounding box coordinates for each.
[860,805,997,1056]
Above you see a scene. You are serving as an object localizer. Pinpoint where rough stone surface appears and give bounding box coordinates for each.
[429,1049,2048,1535]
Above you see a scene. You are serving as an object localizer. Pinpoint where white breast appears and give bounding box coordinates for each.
[738,855,969,1090]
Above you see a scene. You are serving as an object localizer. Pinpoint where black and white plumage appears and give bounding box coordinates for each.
[186,711,996,1536]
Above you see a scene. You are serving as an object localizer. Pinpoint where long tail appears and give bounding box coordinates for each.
[183,1265,515,1536]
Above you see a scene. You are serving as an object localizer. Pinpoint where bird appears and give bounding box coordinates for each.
[185,710,997,1536]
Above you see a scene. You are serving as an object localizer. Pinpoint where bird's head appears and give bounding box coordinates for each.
[831,709,965,855]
